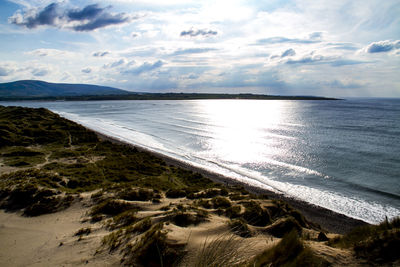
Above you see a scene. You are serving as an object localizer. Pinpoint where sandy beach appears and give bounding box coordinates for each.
[0,201,121,266]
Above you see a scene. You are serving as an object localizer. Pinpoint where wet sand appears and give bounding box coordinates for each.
[96,131,368,234]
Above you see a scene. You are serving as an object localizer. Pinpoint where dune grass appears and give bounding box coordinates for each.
[121,222,186,266]
[189,232,249,267]
[328,216,400,263]
[249,230,329,267]
[228,218,252,238]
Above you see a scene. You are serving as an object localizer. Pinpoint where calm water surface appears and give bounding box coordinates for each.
[4,99,400,223]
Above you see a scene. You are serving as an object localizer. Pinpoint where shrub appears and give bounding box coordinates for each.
[354,229,400,262]
[264,203,282,219]
[91,214,104,223]
[90,199,139,217]
[102,229,124,251]
[189,188,225,199]
[109,210,138,229]
[23,195,73,216]
[211,196,231,209]
[229,218,252,237]
[102,218,153,253]
[34,188,57,199]
[90,190,104,203]
[196,199,212,209]
[229,193,247,201]
[266,216,302,238]
[230,185,249,195]
[329,217,400,264]
[160,205,171,211]
[289,210,308,228]
[166,188,186,198]
[248,230,329,267]
[1,184,39,210]
[75,227,91,236]
[118,188,154,201]
[219,188,229,196]
[122,223,186,266]
[2,147,46,167]
[125,217,152,235]
[152,198,161,203]
[2,148,44,157]
[225,205,242,219]
[186,192,198,199]
[203,188,223,198]
[0,182,72,216]
[170,210,208,227]
[242,201,271,226]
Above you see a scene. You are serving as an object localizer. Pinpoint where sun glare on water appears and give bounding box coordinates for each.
[196,100,286,163]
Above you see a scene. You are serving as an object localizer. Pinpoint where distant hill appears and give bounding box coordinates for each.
[0,80,339,101]
[0,80,130,99]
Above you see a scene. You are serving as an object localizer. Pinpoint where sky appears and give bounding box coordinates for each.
[0,0,399,97]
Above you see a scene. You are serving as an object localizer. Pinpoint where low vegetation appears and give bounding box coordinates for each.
[169,209,208,227]
[117,222,186,266]
[249,230,329,267]
[190,232,248,267]
[266,216,303,238]
[90,199,139,217]
[75,227,91,236]
[329,216,400,264]
[229,218,252,237]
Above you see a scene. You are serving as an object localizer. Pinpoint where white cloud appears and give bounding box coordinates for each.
[0,66,13,76]
[1,0,399,96]
[81,67,91,73]
[31,68,48,76]
[8,2,134,31]
[103,58,126,68]
[364,40,400,53]
[26,48,79,58]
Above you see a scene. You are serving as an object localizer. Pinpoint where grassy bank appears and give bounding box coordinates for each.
[1,105,398,266]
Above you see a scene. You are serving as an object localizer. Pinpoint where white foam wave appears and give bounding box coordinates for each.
[263,158,329,178]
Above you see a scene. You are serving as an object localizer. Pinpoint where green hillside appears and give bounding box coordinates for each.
[0,80,130,98]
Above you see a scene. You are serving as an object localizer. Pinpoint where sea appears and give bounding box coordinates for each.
[3,98,400,224]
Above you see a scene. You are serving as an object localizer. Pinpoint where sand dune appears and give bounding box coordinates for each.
[0,202,120,266]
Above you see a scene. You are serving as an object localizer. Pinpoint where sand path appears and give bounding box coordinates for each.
[0,203,119,267]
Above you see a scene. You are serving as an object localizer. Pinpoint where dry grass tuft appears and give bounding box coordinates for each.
[189,232,249,267]
[248,230,329,267]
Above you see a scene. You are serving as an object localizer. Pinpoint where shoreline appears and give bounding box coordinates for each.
[95,131,368,234]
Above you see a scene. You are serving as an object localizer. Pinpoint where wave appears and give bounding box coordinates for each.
[260,158,329,179]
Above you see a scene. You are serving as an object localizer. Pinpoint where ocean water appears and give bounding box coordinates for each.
[3,99,400,224]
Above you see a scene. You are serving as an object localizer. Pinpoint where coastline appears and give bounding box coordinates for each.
[95,131,368,234]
